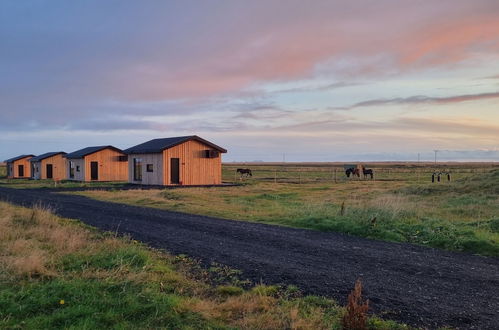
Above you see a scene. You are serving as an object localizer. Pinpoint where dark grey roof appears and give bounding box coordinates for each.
[65,146,123,159]
[124,135,227,154]
[4,154,35,163]
[29,152,66,162]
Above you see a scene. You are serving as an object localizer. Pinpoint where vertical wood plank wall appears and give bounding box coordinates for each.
[40,154,67,180]
[84,149,128,182]
[32,162,41,179]
[162,140,222,185]
[67,159,85,181]
[11,157,32,178]
[128,153,163,185]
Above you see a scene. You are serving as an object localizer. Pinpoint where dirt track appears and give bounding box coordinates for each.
[0,186,498,329]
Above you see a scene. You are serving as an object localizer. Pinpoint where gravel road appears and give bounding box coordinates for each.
[0,186,498,329]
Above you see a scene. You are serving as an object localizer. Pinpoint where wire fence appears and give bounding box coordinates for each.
[222,163,499,184]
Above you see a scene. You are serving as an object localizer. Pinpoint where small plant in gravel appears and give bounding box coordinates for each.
[342,279,369,330]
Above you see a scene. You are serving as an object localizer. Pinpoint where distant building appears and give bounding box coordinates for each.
[64,146,128,182]
[124,136,227,186]
[5,154,35,179]
[29,152,67,180]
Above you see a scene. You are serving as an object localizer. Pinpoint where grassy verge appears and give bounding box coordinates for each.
[69,169,499,256]
[0,178,128,189]
[0,201,408,329]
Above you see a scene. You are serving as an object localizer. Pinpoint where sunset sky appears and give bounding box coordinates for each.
[1,0,499,161]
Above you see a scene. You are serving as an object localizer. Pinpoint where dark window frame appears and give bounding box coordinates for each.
[146,164,153,172]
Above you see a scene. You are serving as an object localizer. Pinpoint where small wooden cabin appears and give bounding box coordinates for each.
[65,146,128,182]
[5,154,35,179]
[30,152,67,180]
[124,136,227,186]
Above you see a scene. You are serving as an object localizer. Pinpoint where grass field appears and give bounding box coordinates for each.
[68,163,499,256]
[0,201,407,329]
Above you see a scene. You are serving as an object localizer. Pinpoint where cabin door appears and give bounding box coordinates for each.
[18,165,24,177]
[90,161,99,180]
[46,164,53,179]
[170,158,180,184]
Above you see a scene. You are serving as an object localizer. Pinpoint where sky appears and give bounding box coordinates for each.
[1,0,499,162]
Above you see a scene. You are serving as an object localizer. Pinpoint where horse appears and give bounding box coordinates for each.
[236,168,252,177]
[363,168,374,179]
[345,167,360,178]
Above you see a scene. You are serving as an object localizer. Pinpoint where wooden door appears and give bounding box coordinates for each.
[170,158,180,184]
[18,165,24,177]
[46,164,53,179]
[90,161,98,180]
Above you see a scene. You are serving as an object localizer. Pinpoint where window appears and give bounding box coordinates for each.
[69,161,75,178]
[203,150,219,158]
[118,155,128,162]
[76,165,80,172]
[133,158,142,181]
[146,164,153,172]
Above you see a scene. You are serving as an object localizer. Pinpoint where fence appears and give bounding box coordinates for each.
[222,163,499,184]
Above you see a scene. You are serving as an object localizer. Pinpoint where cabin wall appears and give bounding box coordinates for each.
[128,153,163,185]
[12,158,32,178]
[7,163,13,178]
[84,149,128,182]
[31,161,41,180]
[163,140,222,185]
[67,159,85,181]
[40,154,67,180]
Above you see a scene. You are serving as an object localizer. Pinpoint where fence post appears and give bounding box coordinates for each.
[334,168,337,183]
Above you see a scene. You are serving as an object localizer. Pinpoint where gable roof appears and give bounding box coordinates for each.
[124,135,227,154]
[65,146,123,159]
[29,152,66,162]
[4,154,35,163]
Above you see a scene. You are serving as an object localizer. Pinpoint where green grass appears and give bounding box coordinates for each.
[0,178,127,189]
[0,201,409,330]
[70,164,499,256]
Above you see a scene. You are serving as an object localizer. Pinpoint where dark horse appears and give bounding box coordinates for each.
[363,168,374,179]
[236,168,252,177]
[345,167,360,178]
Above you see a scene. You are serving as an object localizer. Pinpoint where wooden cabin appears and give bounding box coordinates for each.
[5,154,35,179]
[64,146,128,182]
[124,136,227,186]
[30,152,67,180]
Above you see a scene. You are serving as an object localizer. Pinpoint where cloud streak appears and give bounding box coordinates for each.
[335,91,499,110]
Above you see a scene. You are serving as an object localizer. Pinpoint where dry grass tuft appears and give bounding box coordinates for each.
[0,202,91,278]
[342,279,369,330]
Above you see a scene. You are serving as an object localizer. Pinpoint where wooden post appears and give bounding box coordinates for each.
[334,168,337,183]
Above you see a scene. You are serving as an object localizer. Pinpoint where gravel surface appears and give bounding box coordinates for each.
[1,186,498,329]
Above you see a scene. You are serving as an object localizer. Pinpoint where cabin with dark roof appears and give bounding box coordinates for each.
[124,136,227,185]
[64,146,128,182]
[30,152,67,180]
[5,154,35,179]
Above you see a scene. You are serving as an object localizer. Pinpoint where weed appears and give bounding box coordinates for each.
[342,279,369,330]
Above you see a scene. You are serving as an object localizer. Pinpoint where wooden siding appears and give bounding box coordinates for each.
[10,157,32,178]
[39,154,66,180]
[67,159,85,181]
[32,162,41,180]
[162,140,222,185]
[128,153,163,185]
[84,148,128,182]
